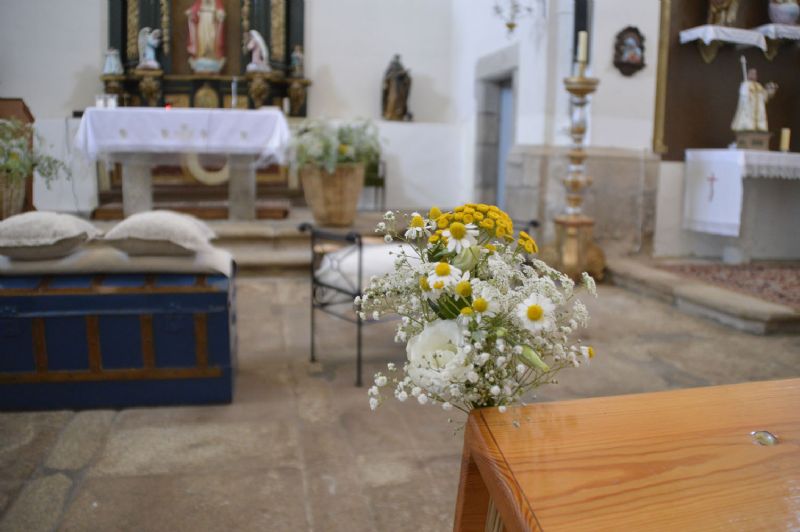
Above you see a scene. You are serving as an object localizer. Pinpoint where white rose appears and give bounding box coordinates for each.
[406,320,466,394]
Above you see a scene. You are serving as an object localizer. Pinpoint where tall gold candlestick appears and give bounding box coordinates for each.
[553,48,605,281]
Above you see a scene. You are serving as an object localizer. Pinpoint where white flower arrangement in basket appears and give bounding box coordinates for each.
[357,204,598,415]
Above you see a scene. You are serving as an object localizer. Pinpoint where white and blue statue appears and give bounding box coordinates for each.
[245,30,270,73]
[137,28,162,70]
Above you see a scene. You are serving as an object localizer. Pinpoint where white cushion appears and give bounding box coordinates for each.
[315,243,413,294]
[0,212,100,260]
[103,210,216,256]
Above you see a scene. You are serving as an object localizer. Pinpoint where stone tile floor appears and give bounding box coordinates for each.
[1,276,799,532]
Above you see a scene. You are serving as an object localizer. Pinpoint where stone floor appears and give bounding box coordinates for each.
[1,276,799,532]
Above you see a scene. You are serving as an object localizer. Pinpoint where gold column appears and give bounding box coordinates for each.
[553,60,605,281]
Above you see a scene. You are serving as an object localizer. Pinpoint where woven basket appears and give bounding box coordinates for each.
[0,174,25,220]
[300,163,365,227]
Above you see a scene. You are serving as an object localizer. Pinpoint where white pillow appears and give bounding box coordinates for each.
[103,210,216,256]
[315,243,413,293]
[0,212,100,260]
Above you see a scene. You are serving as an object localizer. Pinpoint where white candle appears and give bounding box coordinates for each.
[95,95,106,108]
[283,97,291,115]
[577,31,588,63]
[780,128,791,152]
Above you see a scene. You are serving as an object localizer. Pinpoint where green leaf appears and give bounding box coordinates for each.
[520,346,549,371]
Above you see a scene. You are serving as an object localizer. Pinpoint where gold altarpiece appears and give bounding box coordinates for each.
[99,0,307,213]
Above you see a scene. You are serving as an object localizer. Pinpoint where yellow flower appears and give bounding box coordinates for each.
[483,243,496,254]
[527,304,544,321]
[453,212,464,222]
[448,222,467,240]
[428,234,440,244]
[480,218,495,230]
[435,262,451,276]
[419,276,431,291]
[409,214,425,228]
[429,206,442,220]
[587,346,596,359]
[338,144,350,156]
[437,216,449,229]
[463,214,474,224]
[473,212,484,221]
[477,204,489,213]
[472,298,488,313]
[460,307,474,316]
[454,206,465,213]
[488,211,500,220]
[496,226,507,238]
[463,206,475,214]
[433,280,445,290]
[455,280,472,298]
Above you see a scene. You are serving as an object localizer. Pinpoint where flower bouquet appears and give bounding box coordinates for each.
[357,204,597,414]
[289,119,382,226]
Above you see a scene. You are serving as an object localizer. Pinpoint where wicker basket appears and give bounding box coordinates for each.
[0,174,25,220]
[300,163,365,227]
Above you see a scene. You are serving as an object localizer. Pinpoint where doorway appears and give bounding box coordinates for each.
[496,79,514,210]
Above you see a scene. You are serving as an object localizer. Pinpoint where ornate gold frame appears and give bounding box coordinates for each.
[160,0,170,54]
[126,0,139,61]
[652,0,671,154]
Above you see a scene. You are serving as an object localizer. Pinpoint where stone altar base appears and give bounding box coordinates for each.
[501,145,660,253]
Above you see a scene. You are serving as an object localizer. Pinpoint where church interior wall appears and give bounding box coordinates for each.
[589,0,660,152]
[0,0,108,120]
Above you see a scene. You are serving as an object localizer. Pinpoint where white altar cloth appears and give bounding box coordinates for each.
[683,149,800,237]
[754,23,800,42]
[74,107,290,165]
[679,25,767,51]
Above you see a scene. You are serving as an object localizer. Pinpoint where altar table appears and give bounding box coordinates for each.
[74,107,290,220]
[453,379,800,531]
[683,149,800,262]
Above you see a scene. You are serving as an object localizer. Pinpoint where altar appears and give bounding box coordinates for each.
[74,107,291,220]
[683,149,800,262]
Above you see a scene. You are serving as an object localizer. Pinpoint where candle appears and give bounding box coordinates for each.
[95,95,106,108]
[283,97,291,115]
[577,31,588,63]
[780,128,791,152]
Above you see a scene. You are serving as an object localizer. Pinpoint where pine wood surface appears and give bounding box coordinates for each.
[455,379,800,531]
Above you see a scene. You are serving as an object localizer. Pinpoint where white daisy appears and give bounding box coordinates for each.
[580,345,596,364]
[404,213,430,240]
[515,293,556,334]
[426,262,462,293]
[442,222,478,253]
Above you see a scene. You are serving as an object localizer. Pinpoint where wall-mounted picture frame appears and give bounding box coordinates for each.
[614,26,646,77]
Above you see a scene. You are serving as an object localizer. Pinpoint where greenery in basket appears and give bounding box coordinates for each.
[289,119,381,174]
[0,118,68,185]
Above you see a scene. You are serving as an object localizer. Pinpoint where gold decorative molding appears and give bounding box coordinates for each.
[194,82,220,108]
[653,0,671,155]
[160,0,170,54]
[271,0,286,61]
[242,0,251,51]
[127,0,140,60]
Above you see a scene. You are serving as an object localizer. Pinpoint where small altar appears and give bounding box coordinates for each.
[75,107,291,220]
[683,149,800,263]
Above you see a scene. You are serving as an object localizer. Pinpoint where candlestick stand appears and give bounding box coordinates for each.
[554,61,605,281]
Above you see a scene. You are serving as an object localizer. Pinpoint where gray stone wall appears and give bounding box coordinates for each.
[505,145,660,253]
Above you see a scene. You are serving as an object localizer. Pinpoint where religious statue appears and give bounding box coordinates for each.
[186,0,226,73]
[731,58,778,133]
[103,48,124,75]
[290,45,305,78]
[707,0,739,26]
[245,30,270,72]
[137,28,162,70]
[613,26,645,77]
[382,54,412,121]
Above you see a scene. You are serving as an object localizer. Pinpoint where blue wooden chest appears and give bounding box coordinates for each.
[0,273,236,410]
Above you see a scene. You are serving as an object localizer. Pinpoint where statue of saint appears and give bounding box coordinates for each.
[137,28,162,70]
[731,59,778,133]
[290,45,305,78]
[245,30,270,72]
[708,0,739,26]
[382,54,412,121]
[186,0,226,73]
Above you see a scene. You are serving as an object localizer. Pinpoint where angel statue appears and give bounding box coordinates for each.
[707,0,739,26]
[732,57,778,133]
[245,30,270,72]
[137,28,162,70]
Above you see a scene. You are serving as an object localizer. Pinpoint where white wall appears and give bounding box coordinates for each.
[305,0,453,123]
[0,0,107,120]
[589,0,660,151]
